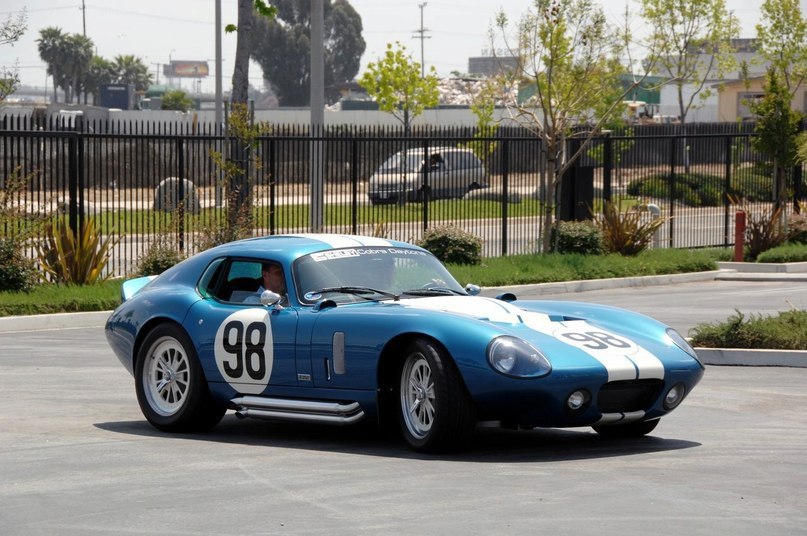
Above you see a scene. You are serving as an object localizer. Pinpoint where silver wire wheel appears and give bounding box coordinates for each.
[142,336,191,417]
[135,324,226,432]
[400,352,435,440]
[396,338,476,452]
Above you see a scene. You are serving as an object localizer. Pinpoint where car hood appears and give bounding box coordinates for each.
[396,295,668,382]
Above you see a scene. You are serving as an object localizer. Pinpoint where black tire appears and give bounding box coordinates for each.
[593,418,660,438]
[135,323,226,432]
[397,338,476,452]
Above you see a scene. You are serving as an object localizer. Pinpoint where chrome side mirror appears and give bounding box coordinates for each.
[260,290,282,307]
[464,283,481,296]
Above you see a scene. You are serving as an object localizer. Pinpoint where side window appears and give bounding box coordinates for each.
[208,259,286,304]
[198,258,227,299]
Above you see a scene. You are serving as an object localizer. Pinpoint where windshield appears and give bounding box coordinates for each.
[293,246,465,304]
[378,151,425,173]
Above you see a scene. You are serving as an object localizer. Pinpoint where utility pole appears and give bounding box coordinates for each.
[413,2,430,78]
[81,0,86,36]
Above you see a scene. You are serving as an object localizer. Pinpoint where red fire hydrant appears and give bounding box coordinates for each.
[734,210,746,262]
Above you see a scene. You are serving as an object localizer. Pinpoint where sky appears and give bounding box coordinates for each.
[0,0,779,96]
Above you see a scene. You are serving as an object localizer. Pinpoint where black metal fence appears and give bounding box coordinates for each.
[0,114,790,277]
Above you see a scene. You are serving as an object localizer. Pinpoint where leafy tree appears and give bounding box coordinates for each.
[755,0,807,95]
[37,26,67,103]
[111,54,152,92]
[493,0,631,252]
[358,41,439,135]
[0,8,27,102]
[250,0,365,105]
[227,0,277,105]
[161,89,194,112]
[753,67,803,211]
[640,0,740,124]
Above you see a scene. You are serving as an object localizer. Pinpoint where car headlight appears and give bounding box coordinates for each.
[666,328,704,368]
[487,336,551,378]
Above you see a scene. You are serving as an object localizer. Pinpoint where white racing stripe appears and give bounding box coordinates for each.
[398,296,665,382]
[289,233,393,248]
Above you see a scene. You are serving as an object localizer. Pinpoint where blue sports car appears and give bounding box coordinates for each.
[105,234,704,452]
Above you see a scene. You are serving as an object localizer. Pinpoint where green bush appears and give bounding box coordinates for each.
[627,172,724,206]
[744,207,786,261]
[597,202,665,256]
[419,225,482,265]
[550,220,604,255]
[690,309,807,350]
[756,242,807,263]
[136,241,185,276]
[37,219,118,284]
[787,211,807,244]
[0,238,38,292]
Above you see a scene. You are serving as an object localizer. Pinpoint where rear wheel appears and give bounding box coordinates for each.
[398,338,476,452]
[135,324,226,432]
[593,418,660,438]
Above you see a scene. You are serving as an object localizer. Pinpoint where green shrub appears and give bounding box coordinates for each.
[627,172,724,206]
[744,207,786,261]
[787,211,807,244]
[596,202,666,256]
[550,220,604,255]
[0,238,38,292]
[136,241,185,276]
[690,309,807,350]
[756,242,807,263]
[37,219,119,284]
[730,172,773,203]
[419,225,482,265]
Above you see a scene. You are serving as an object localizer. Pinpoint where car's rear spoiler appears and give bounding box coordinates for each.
[120,275,157,302]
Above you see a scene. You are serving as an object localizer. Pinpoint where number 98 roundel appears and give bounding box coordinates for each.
[214,309,273,394]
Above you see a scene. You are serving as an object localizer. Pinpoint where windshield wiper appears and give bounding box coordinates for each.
[311,286,399,301]
[401,287,466,297]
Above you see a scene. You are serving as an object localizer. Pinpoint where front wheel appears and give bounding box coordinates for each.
[135,323,226,432]
[593,418,660,438]
[398,338,476,452]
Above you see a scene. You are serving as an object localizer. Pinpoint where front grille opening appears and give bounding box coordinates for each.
[597,380,664,413]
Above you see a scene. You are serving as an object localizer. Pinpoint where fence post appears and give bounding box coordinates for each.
[501,138,509,256]
[723,135,733,246]
[67,134,79,238]
[603,131,612,206]
[269,138,276,235]
[176,137,185,252]
[667,136,677,247]
[351,136,358,234]
[422,139,430,234]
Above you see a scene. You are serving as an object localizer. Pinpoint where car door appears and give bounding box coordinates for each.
[184,257,300,395]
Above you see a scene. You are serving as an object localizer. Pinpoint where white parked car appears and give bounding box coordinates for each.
[367,147,486,204]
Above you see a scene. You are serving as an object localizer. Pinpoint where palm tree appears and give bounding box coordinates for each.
[63,33,93,103]
[37,26,67,103]
[111,55,153,92]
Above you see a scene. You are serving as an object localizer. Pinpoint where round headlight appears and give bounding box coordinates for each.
[666,328,703,368]
[487,336,551,378]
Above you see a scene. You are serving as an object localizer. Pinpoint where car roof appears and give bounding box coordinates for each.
[202,233,423,265]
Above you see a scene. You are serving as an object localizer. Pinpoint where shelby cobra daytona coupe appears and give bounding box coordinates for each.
[105,234,704,452]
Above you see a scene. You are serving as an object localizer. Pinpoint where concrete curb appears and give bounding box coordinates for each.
[483,270,722,296]
[0,311,111,333]
[697,348,807,368]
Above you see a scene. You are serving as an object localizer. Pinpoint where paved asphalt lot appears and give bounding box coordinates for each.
[1,279,806,534]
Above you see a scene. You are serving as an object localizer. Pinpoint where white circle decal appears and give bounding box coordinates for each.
[214,309,273,394]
